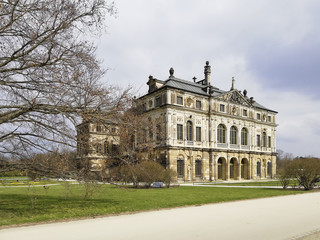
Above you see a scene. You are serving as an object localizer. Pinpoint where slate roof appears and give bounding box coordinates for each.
[144,76,277,113]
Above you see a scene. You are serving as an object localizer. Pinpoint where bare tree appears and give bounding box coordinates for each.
[0,0,121,164]
[290,158,320,190]
[277,157,320,190]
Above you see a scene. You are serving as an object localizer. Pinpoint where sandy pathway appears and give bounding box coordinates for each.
[1,192,320,240]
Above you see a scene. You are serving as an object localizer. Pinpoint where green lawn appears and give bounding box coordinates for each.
[208,180,297,187]
[0,183,306,227]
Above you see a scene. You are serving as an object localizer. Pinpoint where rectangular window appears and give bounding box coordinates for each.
[263,132,267,147]
[243,109,247,117]
[268,136,271,148]
[177,124,183,140]
[177,160,184,178]
[268,116,272,122]
[196,127,201,141]
[149,129,153,140]
[177,96,183,105]
[155,97,161,107]
[142,103,146,112]
[195,160,202,177]
[196,100,202,109]
[257,113,261,120]
[257,134,261,147]
[156,125,161,141]
[142,129,147,143]
[220,104,225,112]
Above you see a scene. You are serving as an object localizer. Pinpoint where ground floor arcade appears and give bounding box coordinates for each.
[143,147,277,182]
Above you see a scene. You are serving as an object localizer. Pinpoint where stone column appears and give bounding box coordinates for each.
[213,155,218,181]
[250,156,254,180]
[226,155,230,180]
[190,156,194,181]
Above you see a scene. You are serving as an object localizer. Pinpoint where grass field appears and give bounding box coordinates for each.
[209,180,296,187]
[0,183,306,227]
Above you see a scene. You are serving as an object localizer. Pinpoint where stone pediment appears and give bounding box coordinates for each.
[217,90,251,106]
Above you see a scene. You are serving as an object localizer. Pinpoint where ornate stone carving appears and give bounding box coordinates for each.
[186,97,193,107]
[217,91,250,106]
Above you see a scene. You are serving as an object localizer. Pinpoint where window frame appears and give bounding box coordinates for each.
[195,159,202,178]
[243,109,248,117]
[177,96,183,105]
[220,104,225,112]
[268,136,271,148]
[262,132,267,147]
[177,159,184,178]
[257,134,261,147]
[196,126,201,141]
[177,124,183,140]
[155,97,161,107]
[267,116,272,122]
[196,100,202,109]
[156,124,161,141]
[257,113,261,120]
[217,124,226,143]
[230,126,237,144]
[186,121,193,141]
[241,128,248,145]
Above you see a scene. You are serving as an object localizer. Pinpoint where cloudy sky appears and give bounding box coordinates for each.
[96,0,320,157]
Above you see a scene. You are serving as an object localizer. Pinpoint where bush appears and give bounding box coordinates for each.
[162,168,176,188]
[115,161,176,188]
[135,161,165,188]
[277,157,320,190]
[276,160,292,189]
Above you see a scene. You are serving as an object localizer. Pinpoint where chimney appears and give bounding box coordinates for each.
[204,61,211,85]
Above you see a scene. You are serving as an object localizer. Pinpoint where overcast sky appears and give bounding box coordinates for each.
[96,0,320,157]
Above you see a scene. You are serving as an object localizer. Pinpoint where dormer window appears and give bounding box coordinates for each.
[177,96,183,105]
[243,109,248,117]
[267,116,272,122]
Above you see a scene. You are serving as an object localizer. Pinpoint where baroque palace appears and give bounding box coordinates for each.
[78,61,278,181]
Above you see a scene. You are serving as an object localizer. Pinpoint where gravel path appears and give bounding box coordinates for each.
[1,192,320,240]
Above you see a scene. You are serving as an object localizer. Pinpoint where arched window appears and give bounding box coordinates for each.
[177,159,184,178]
[217,124,226,143]
[267,161,272,177]
[186,121,193,141]
[230,126,237,144]
[241,128,248,145]
[195,159,202,177]
[257,161,261,177]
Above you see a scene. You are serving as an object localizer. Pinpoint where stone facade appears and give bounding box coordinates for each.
[136,61,277,181]
[77,120,120,171]
[77,61,278,181]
